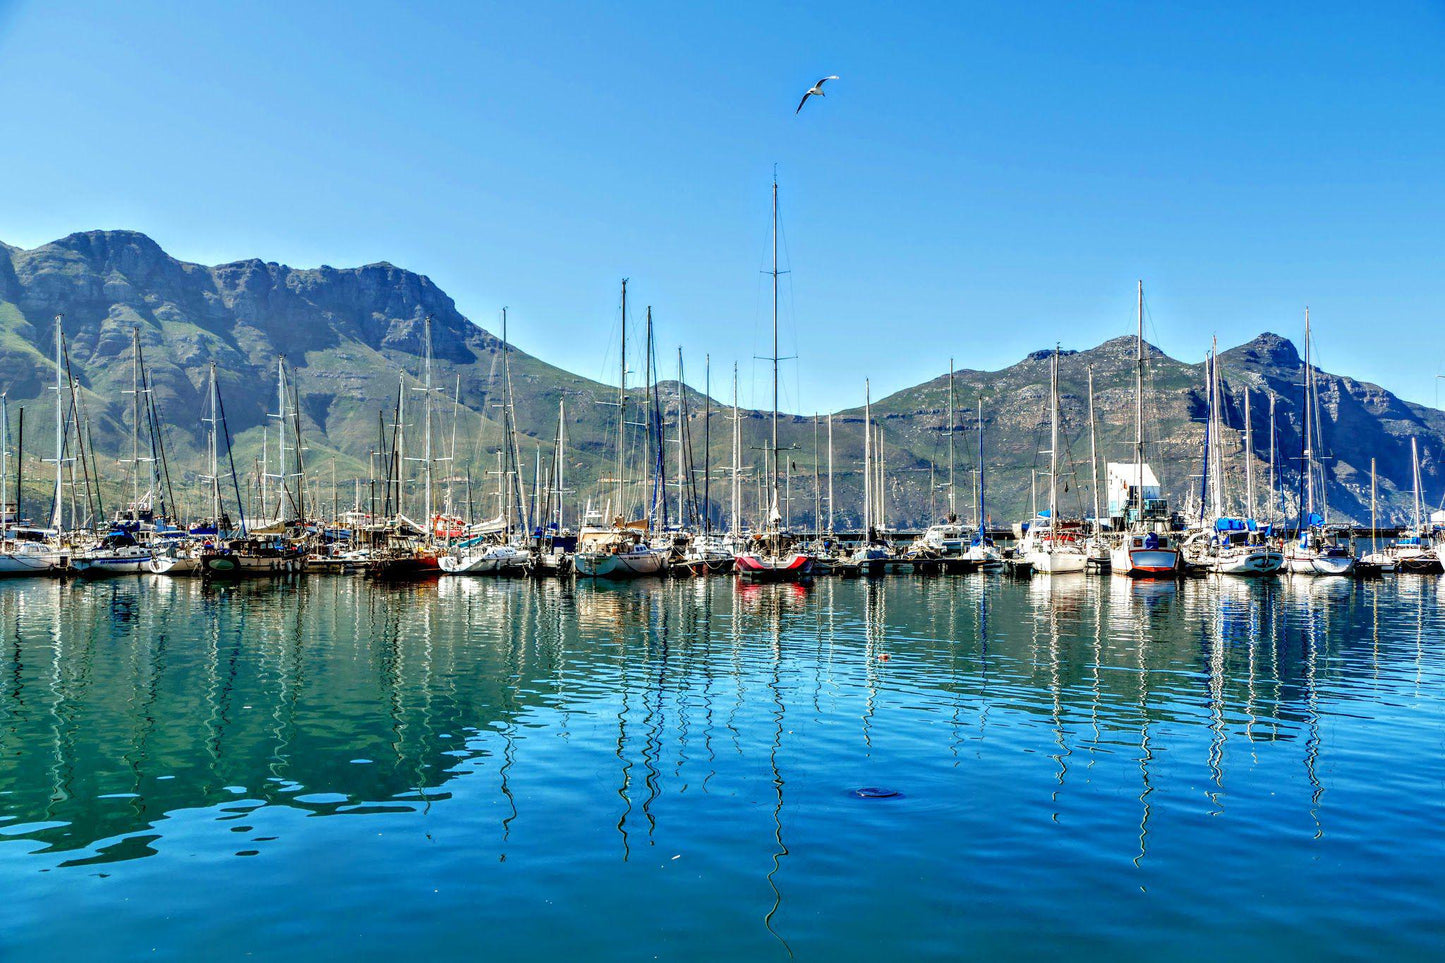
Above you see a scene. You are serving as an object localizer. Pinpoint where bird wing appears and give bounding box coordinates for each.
[795,90,813,114]
[817,75,839,87]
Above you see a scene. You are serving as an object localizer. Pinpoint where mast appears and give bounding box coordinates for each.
[676,348,686,528]
[422,315,434,532]
[1412,436,1422,532]
[976,397,986,537]
[49,317,65,532]
[501,309,528,536]
[703,354,711,534]
[1135,281,1145,526]
[206,364,222,525]
[1087,365,1101,537]
[556,399,566,533]
[0,393,7,535]
[1210,340,1224,519]
[1049,347,1059,555]
[1302,307,1314,519]
[617,280,628,521]
[863,380,872,536]
[1371,457,1378,554]
[731,362,740,535]
[947,358,956,518]
[129,326,141,517]
[1267,391,1277,524]
[826,411,834,537]
[1244,386,1255,519]
[768,173,782,537]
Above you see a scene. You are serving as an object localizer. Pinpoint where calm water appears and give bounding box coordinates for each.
[0,573,1441,961]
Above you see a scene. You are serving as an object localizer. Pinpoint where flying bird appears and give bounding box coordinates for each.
[795,75,839,114]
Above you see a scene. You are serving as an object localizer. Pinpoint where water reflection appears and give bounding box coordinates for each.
[1,574,1442,958]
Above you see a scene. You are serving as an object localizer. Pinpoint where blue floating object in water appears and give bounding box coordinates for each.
[851,787,902,799]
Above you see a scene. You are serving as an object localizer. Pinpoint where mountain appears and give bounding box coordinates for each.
[2,230,1442,528]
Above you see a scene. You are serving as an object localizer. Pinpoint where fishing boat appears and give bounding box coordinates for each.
[1108,284,1182,578]
[1024,348,1088,574]
[575,283,668,580]
[1282,309,1355,576]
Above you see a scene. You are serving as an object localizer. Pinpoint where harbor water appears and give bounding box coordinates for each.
[1,574,1441,960]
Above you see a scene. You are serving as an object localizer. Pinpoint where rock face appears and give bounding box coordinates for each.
[1,230,1441,526]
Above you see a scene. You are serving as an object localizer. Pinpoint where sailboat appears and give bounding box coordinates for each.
[575,281,667,579]
[442,311,532,576]
[1108,283,1182,578]
[733,174,814,582]
[0,388,63,576]
[1282,309,1355,576]
[849,380,895,575]
[200,355,304,572]
[1383,437,1441,573]
[1023,346,1088,574]
[1186,344,1282,576]
[915,360,969,558]
[1357,457,1393,575]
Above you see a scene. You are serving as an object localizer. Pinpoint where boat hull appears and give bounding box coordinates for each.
[201,552,304,578]
[1210,549,1283,576]
[439,551,530,575]
[73,554,156,577]
[1027,550,1088,574]
[1109,547,1182,578]
[575,550,667,579]
[734,553,813,582]
[1284,552,1355,576]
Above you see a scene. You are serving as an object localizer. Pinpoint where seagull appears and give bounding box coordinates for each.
[795,75,839,114]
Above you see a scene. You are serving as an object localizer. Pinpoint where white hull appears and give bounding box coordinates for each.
[73,553,155,577]
[0,551,62,576]
[439,549,530,575]
[575,549,667,579]
[1284,552,1355,576]
[1026,549,1088,574]
[1209,548,1283,576]
[147,556,200,575]
[1109,546,1180,577]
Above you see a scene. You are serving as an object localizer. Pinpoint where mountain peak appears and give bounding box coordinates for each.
[1219,332,1300,370]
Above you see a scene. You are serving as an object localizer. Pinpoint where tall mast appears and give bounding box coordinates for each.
[769,172,781,534]
[731,362,740,535]
[501,308,528,535]
[1244,386,1255,519]
[130,326,141,517]
[617,280,628,521]
[207,364,221,525]
[556,399,566,533]
[1049,347,1059,555]
[1087,365,1101,536]
[676,348,686,528]
[1,392,8,536]
[422,315,434,531]
[1135,280,1144,526]
[1210,340,1224,519]
[702,354,711,534]
[826,411,834,536]
[1412,436,1422,532]
[976,397,986,536]
[1370,457,1378,555]
[1267,391,1277,524]
[863,379,872,535]
[947,358,956,518]
[1302,307,1314,518]
[49,317,65,532]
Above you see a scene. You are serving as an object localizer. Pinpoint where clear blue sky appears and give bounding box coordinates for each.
[3,0,1444,413]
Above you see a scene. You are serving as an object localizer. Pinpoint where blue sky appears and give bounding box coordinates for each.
[2,0,1444,413]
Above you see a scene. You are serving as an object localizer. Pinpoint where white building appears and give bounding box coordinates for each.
[1107,462,1161,519]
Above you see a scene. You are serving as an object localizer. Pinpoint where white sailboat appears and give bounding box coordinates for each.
[733,173,814,582]
[0,387,63,576]
[1025,347,1087,574]
[1109,282,1182,578]
[1283,308,1354,575]
[576,280,667,579]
